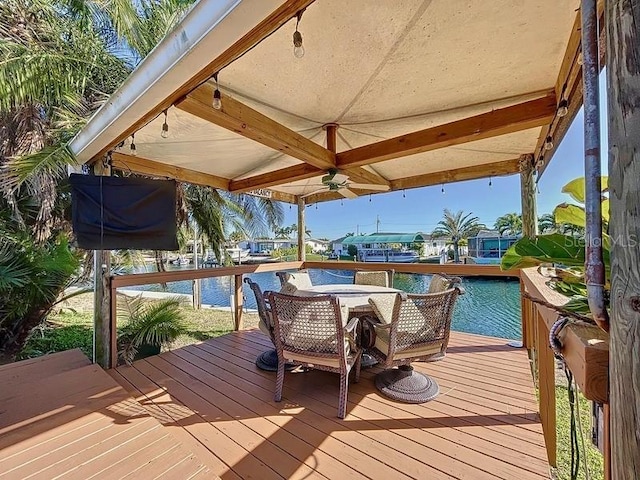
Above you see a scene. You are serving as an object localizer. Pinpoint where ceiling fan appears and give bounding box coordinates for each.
[297,169,390,199]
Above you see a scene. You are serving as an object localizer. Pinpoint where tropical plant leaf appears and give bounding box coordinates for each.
[500,234,586,270]
[562,176,608,203]
[554,203,586,228]
[561,296,591,314]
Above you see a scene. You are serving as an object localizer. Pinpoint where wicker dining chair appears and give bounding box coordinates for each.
[276,270,313,294]
[366,276,464,403]
[353,270,394,288]
[267,291,362,419]
[243,277,278,371]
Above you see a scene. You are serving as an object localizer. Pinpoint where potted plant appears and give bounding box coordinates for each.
[117,295,186,365]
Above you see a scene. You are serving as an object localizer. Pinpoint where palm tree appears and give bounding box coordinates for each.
[494,213,523,236]
[0,0,283,356]
[432,209,485,263]
[538,213,556,233]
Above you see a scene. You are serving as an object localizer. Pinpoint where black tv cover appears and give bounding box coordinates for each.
[69,174,179,250]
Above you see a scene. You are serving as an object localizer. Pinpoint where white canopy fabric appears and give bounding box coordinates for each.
[71,0,580,202]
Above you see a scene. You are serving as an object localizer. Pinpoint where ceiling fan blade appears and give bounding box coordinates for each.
[302,187,329,198]
[278,184,325,188]
[332,173,349,184]
[338,188,358,199]
[348,183,390,191]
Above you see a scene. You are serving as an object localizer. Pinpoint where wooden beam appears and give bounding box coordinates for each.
[607,0,640,475]
[336,93,557,168]
[537,4,606,176]
[390,158,520,190]
[519,154,538,237]
[344,167,391,186]
[176,84,335,170]
[297,197,306,261]
[229,163,322,192]
[110,152,229,190]
[92,0,317,162]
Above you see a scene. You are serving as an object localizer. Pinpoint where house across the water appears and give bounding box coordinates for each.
[467,230,519,264]
[331,232,427,262]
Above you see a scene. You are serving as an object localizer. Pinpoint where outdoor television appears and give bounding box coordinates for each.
[69,174,178,251]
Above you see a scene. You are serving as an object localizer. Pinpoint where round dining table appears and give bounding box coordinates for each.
[292,283,401,315]
[292,284,401,367]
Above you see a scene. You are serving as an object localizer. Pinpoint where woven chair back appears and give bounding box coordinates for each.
[244,278,274,342]
[268,292,345,356]
[354,270,393,288]
[392,289,459,352]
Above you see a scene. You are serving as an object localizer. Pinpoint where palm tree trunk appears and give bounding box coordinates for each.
[154,250,167,289]
[453,240,460,263]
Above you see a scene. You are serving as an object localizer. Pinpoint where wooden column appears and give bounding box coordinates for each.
[519,154,538,238]
[536,310,557,467]
[297,196,306,262]
[607,0,640,477]
[234,274,243,330]
[92,160,113,369]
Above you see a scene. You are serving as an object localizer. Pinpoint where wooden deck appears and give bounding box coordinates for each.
[0,349,210,479]
[110,329,550,480]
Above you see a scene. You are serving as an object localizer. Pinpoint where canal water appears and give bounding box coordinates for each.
[130,267,522,340]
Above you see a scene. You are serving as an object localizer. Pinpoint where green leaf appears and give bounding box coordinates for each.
[562,176,608,203]
[554,203,586,228]
[601,198,610,223]
[561,296,591,314]
[500,234,586,270]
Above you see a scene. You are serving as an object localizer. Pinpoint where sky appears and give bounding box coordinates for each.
[280,74,608,241]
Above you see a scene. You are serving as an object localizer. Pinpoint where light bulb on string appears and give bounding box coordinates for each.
[315,203,318,210]
[292,10,305,58]
[557,99,569,117]
[212,72,222,110]
[340,199,343,206]
[130,133,137,156]
[402,189,406,198]
[369,194,372,202]
[544,136,554,151]
[441,184,445,194]
[161,110,169,139]
[489,177,492,188]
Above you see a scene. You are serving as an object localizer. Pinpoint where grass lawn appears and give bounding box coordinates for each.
[555,384,604,480]
[19,292,260,362]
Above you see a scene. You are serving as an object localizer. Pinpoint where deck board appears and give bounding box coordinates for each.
[0,350,211,480]
[113,330,550,480]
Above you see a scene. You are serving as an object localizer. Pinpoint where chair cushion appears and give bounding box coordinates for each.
[368,293,400,324]
[428,275,451,293]
[374,330,442,361]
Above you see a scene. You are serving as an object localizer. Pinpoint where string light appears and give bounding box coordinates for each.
[315,203,318,210]
[293,10,305,58]
[557,98,569,117]
[369,194,372,202]
[130,133,137,156]
[402,189,406,198]
[489,177,492,188]
[161,110,169,138]
[340,199,343,206]
[536,155,545,169]
[544,136,554,151]
[212,72,222,110]
[441,184,445,194]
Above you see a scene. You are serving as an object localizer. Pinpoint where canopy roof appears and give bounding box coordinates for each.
[71,0,586,204]
[342,233,426,245]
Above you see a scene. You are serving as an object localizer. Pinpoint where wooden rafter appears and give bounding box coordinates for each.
[335,93,557,169]
[536,3,606,176]
[389,158,521,190]
[91,0,318,163]
[110,152,229,190]
[176,84,335,170]
[302,158,521,204]
[229,163,321,192]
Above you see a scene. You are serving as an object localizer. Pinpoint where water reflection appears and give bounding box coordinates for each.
[126,267,521,340]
